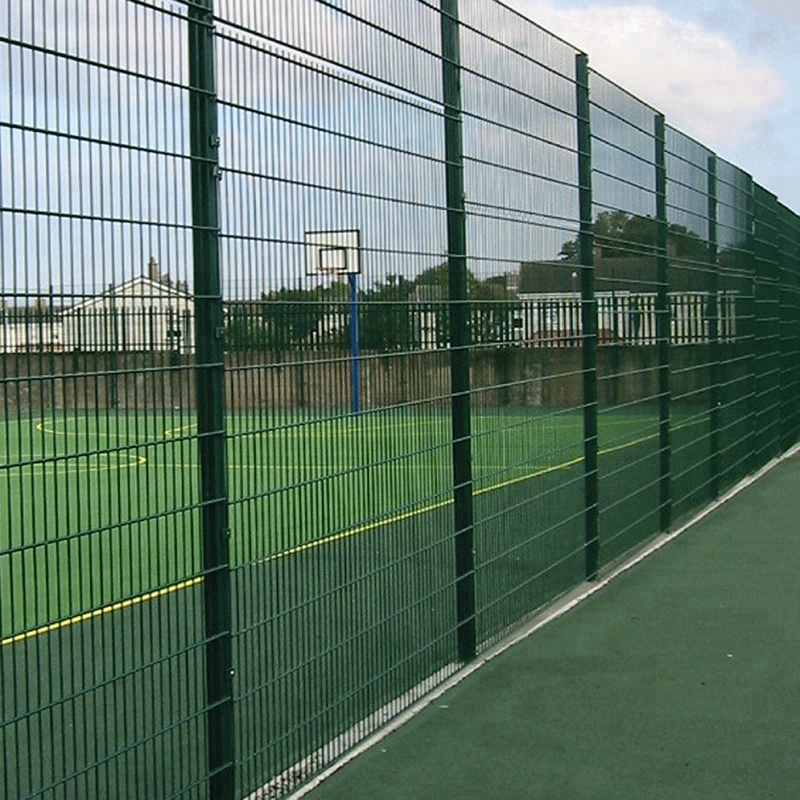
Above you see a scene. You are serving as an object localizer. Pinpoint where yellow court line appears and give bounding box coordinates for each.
[1,455,147,480]
[35,421,127,440]
[270,416,710,561]
[264,498,455,562]
[37,419,195,442]
[599,431,658,457]
[164,424,195,439]
[474,455,585,497]
[263,454,592,564]
[0,577,204,648]
[3,415,711,645]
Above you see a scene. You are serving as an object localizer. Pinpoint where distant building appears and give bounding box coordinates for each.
[518,258,737,345]
[1,259,195,355]
[410,284,446,350]
[60,274,194,353]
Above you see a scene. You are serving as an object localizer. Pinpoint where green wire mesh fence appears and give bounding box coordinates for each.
[2,1,799,798]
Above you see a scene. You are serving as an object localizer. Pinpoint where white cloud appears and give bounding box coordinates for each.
[506,1,785,147]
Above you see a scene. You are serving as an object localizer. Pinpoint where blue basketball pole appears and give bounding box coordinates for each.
[349,272,361,414]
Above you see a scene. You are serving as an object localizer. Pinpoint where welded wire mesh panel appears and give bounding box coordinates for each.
[664,127,715,522]
[715,159,755,491]
[211,4,459,795]
[588,73,662,564]
[752,184,782,468]
[216,0,442,102]
[4,3,800,800]
[777,204,800,450]
[457,1,585,647]
[1,2,209,798]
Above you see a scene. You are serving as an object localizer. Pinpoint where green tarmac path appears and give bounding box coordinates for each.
[305,452,800,800]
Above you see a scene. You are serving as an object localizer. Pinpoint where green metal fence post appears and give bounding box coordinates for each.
[708,155,720,497]
[189,3,235,798]
[746,176,758,474]
[777,206,790,453]
[441,0,476,663]
[576,53,598,580]
[655,113,671,532]
[787,214,800,448]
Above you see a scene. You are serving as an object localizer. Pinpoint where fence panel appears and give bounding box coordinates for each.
[752,184,782,468]
[664,126,715,522]
[0,2,210,798]
[778,204,800,450]
[588,73,663,564]
[458,1,587,648]
[3,3,800,800]
[713,159,756,492]
[210,3,461,795]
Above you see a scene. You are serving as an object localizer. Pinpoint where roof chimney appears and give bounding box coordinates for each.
[148,256,159,281]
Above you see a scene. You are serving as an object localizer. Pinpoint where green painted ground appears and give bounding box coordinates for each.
[306,452,800,800]
[2,401,766,800]
[1,405,671,641]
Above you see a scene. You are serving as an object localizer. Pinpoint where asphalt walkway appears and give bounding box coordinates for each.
[303,452,800,800]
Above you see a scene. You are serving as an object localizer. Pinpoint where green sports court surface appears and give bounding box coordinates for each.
[1,402,729,799]
[1,405,711,644]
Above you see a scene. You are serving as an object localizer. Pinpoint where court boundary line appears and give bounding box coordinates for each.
[260,419,702,563]
[0,578,203,648]
[280,440,800,800]
[5,413,704,480]
[1,454,148,479]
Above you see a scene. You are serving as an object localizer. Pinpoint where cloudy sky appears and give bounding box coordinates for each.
[504,0,800,211]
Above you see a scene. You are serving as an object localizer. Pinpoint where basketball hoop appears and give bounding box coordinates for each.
[305,230,361,277]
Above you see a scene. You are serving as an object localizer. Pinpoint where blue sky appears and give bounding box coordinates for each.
[2,0,797,300]
[506,0,800,211]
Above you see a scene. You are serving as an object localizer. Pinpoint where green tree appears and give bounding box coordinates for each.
[559,210,709,261]
[260,283,348,352]
[348,263,525,353]
[358,274,414,351]
[414,260,492,299]
[224,308,269,353]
